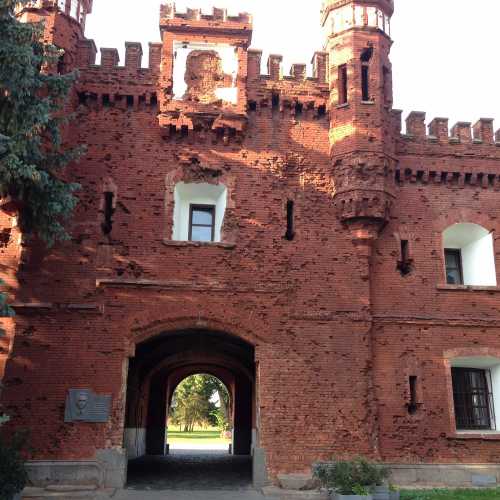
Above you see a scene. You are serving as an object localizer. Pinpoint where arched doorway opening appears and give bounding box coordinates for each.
[167,373,233,455]
[123,329,255,489]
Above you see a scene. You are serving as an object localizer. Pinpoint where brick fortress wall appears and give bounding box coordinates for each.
[2,0,500,487]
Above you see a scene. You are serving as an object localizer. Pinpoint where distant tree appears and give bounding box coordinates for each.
[169,374,230,432]
[0,0,84,246]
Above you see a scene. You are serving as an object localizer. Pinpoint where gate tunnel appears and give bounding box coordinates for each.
[124,329,255,466]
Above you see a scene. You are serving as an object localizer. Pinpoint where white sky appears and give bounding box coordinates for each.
[85,0,500,131]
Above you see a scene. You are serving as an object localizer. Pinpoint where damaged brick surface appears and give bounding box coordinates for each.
[3,0,500,487]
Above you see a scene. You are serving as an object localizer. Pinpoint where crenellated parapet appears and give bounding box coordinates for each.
[246,50,329,119]
[394,111,500,151]
[391,111,500,194]
[159,3,252,33]
[74,41,161,113]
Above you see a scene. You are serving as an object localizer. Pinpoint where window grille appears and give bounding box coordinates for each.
[452,368,495,430]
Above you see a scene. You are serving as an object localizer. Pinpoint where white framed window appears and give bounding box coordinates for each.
[443,223,496,286]
[172,183,227,242]
[450,357,500,432]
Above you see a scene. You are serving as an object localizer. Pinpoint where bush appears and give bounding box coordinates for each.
[313,457,389,495]
[0,430,28,500]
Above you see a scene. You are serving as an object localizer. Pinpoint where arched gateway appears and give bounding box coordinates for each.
[123,328,259,486]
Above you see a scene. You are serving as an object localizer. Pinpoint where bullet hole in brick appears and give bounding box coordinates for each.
[150,93,158,107]
[317,105,326,117]
[78,92,87,105]
[101,192,115,235]
[338,64,348,105]
[407,376,419,415]
[397,239,412,276]
[295,102,303,116]
[0,228,11,248]
[285,200,295,241]
[126,95,134,108]
[272,92,280,110]
[102,94,110,107]
[248,100,257,111]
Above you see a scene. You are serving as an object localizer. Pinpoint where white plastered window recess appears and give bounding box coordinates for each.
[443,223,497,286]
[172,182,227,243]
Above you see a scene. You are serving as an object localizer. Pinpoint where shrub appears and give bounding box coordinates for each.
[0,430,28,500]
[313,457,389,495]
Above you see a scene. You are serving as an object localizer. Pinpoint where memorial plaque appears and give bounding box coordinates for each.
[64,389,112,423]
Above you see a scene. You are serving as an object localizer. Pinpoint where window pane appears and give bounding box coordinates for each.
[446,269,461,285]
[445,251,459,268]
[191,226,213,242]
[192,208,214,225]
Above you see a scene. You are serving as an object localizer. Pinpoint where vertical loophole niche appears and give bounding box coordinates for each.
[408,376,419,415]
[101,192,115,235]
[285,200,295,241]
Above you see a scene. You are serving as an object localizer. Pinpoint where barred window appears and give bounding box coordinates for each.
[452,368,495,430]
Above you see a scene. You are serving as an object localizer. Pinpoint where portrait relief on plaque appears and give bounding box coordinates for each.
[173,42,238,105]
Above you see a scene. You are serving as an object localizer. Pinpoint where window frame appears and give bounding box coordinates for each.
[444,248,464,285]
[188,204,216,242]
[452,367,495,431]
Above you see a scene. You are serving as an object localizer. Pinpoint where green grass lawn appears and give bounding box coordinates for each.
[401,489,500,499]
[167,429,231,445]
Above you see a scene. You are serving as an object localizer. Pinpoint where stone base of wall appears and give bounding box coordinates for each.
[25,458,500,492]
[389,463,500,488]
[26,449,128,489]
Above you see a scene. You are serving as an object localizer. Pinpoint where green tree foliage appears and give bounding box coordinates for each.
[169,374,230,433]
[0,415,28,500]
[0,0,83,246]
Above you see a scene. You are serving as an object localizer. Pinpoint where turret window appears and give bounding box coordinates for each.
[360,48,373,102]
[338,65,348,105]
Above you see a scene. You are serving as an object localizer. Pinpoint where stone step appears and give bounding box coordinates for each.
[262,486,329,500]
[277,474,318,491]
[22,487,113,499]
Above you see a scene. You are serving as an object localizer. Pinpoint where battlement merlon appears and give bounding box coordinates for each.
[160,3,252,42]
[398,111,500,146]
